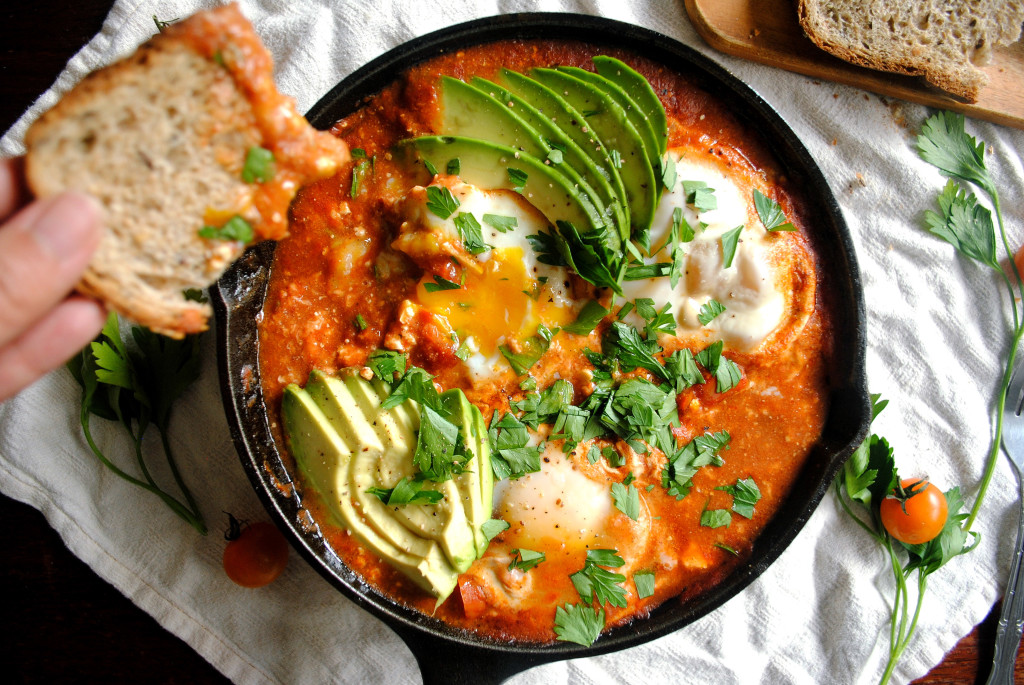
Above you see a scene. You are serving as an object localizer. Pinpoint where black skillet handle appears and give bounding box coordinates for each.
[391,624,559,685]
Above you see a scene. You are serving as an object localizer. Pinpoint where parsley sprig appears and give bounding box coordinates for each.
[835,396,977,684]
[916,111,1022,530]
[67,313,206,534]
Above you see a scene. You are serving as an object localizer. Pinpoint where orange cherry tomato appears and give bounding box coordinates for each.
[223,520,289,588]
[879,479,948,545]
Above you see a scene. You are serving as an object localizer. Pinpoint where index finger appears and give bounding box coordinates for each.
[0,157,27,221]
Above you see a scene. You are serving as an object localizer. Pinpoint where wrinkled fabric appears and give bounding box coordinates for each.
[2,1,1022,683]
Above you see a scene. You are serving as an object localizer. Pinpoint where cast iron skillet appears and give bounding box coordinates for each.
[213,13,870,684]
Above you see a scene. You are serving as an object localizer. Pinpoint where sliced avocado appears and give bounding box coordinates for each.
[592,55,668,157]
[306,370,477,573]
[343,373,477,573]
[497,68,631,244]
[468,76,627,239]
[555,65,660,170]
[402,135,612,248]
[282,384,458,601]
[439,76,608,228]
[531,67,657,237]
[441,389,494,557]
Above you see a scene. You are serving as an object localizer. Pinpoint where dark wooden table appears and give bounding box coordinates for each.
[0,2,1019,682]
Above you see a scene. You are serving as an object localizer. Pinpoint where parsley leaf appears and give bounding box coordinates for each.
[367,477,445,505]
[700,507,732,528]
[683,181,717,211]
[483,213,518,233]
[499,332,550,375]
[720,225,744,268]
[508,548,546,572]
[414,404,471,481]
[698,299,727,326]
[487,412,542,480]
[423,274,462,292]
[481,518,510,541]
[717,477,762,518]
[923,179,997,268]
[753,189,796,232]
[571,549,628,608]
[508,167,528,192]
[554,603,605,646]
[367,349,407,382]
[198,215,254,243]
[611,479,640,520]
[241,146,275,184]
[634,570,656,599]
[564,300,610,336]
[695,340,741,392]
[916,110,995,197]
[453,212,489,255]
[446,157,461,176]
[425,185,460,219]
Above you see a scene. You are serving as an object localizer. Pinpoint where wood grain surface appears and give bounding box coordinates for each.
[684,0,1024,130]
[0,1,1018,682]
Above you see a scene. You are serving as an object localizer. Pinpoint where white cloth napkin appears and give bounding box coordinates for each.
[3,1,1023,683]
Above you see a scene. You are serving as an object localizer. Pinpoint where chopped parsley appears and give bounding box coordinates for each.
[367,477,444,506]
[754,189,796,232]
[483,213,518,233]
[367,349,407,382]
[487,412,542,480]
[198,215,254,243]
[695,340,742,392]
[507,167,528,193]
[508,548,545,572]
[660,158,678,193]
[499,331,550,375]
[661,431,730,500]
[563,300,610,336]
[717,477,762,518]
[425,185,460,219]
[547,148,564,165]
[700,506,732,528]
[611,478,640,520]
[683,181,717,211]
[241,146,275,184]
[554,603,605,646]
[354,314,368,331]
[634,570,656,599]
[697,299,726,326]
[720,225,744,268]
[453,212,488,254]
[481,518,510,542]
[446,157,461,176]
[423,274,462,293]
[350,157,372,198]
[570,549,628,608]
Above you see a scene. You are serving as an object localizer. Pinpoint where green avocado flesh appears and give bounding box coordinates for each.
[283,369,493,600]
[439,76,607,226]
[403,135,608,241]
[554,65,660,170]
[530,67,656,236]
[497,68,631,243]
[466,75,627,237]
[592,55,668,158]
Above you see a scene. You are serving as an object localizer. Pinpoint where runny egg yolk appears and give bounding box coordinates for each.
[413,246,575,355]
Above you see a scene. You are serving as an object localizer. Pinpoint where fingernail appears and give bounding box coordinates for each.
[30,192,103,261]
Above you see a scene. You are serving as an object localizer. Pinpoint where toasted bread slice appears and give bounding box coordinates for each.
[797,0,1024,102]
[24,3,348,338]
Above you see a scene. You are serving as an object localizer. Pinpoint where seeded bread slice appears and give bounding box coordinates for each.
[797,0,1024,102]
[24,4,348,338]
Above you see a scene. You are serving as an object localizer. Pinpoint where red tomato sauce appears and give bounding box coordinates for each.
[258,40,833,643]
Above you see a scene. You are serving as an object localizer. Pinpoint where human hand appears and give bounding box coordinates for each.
[0,157,107,402]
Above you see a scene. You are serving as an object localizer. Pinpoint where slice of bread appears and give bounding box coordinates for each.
[24,3,348,338]
[797,0,1024,102]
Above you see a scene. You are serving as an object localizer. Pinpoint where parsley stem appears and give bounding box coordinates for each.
[159,427,204,530]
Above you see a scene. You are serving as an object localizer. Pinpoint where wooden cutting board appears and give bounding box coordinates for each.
[683,0,1024,130]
